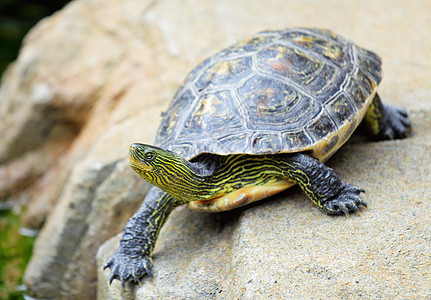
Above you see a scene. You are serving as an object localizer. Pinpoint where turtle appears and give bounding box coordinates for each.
[104,28,410,285]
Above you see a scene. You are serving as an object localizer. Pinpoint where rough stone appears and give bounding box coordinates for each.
[0,0,428,299]
[98,110,431,299]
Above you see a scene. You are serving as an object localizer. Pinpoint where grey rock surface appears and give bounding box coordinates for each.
[97,1,431,298]
[0,0,428,298]
[98,111,431,299]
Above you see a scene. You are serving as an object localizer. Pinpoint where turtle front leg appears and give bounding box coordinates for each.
[104,187,180,285]
[364,93,411,140]
[282,153,366,215]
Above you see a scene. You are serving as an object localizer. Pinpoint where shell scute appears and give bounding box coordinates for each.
[345,78,367,109]
[326,94,357,126]
[356,47,382,85]
[281,29,350,68]
[179,90,242,139]
[355,68,375,97]
[216,132,250,154]
[239,75,302,127]
[238,74,325,133]
[195,56,253,91]
[155,28,382,161]
[157,87,195,143]
[306,111,338,142]
[255,43,343,100]
[282,130,313,152]
[250,133,283,154]
[220,34,277,57]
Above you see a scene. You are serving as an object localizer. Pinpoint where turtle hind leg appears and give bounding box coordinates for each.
[364,93,411,140]
[281,153,366,215]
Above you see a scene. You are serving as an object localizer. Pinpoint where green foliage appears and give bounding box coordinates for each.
[0,209,35,299]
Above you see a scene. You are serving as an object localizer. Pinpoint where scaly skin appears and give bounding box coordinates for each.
[364,94,411,140]
[105,147,366,285]
[281,154,366,215]
[104,188,180,285]
[105,97,410,285]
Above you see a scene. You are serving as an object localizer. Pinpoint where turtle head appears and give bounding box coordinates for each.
[128,143,160,173]
[128,143,197,199]
[129,143,180,177]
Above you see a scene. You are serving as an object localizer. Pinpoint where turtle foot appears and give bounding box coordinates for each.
[381,104,411,140]
[104,248,153,286]
[321,183,367,216]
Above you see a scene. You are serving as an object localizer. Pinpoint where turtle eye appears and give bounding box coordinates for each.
[144,151,156,161]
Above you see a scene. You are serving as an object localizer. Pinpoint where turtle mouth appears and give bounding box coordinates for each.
[129,147,154,172]
[129,157,154,172]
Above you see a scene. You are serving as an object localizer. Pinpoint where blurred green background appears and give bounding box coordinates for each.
[0,0,71,77]
[0,209,35,300]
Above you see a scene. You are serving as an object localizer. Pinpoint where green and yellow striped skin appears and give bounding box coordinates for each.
[106,142,367,285]
[107,142,366,284]
[129,144,295,210]
[104,28,411,285]
[129,143,366,213]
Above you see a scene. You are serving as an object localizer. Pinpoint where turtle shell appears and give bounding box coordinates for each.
[154,28,382,162]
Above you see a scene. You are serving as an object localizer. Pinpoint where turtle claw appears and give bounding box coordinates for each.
[104,248,153,286]
[352,205,359,215]
[321,183,366,216]
[341,204,349,217]
[381,104,411,140]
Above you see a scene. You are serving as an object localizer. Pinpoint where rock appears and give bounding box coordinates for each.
[4,0,181,297]
[98,111,431,299]
[0,0,428,298]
